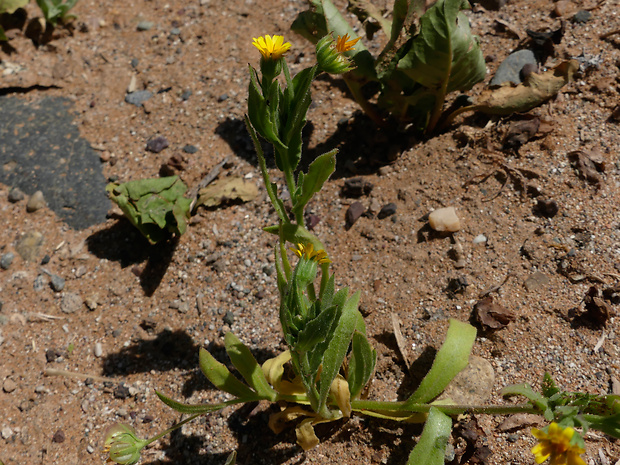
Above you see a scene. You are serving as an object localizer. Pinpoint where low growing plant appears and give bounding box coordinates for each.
[104,35,620,465]
[292,0,486,133]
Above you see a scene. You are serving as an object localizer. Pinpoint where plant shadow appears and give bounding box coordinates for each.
[215,111,414,181]
[101,329,200,376]
[86,216,178,296]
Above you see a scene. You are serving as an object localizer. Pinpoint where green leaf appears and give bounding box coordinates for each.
[502,383,551,418]
[198,348,257,400]
[584,413,620,439]
[398,0,485,93]
[405,319,476,405]
[296,305,340,353]
[106,176,191,244]
[292,149,336,219]
[224,333,277,401]
[0,0,28,14]
[317,291,361,415]
[406,407,452,465]
[542,372,560,398]
[347,331,377,399]
[155,390,240,415]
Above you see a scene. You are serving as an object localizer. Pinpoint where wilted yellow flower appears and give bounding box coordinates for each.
[531,422,586,465]
[335,33,361,53]
[291,243,330,264]
[252,34,291,60]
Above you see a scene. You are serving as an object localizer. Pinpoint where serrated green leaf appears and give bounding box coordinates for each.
[406,407,452,465]
[224,333,277,401]
[198,348,257,400]
[155,390,239,414]
[405,319,476,405]
[398,0,485,93]
[292,149,336,219]
[347,331,377,399]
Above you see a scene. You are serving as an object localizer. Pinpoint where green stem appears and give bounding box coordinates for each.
[426,81,449,133]
[279,224,292,280]
[351,399,539,416]
[319,262,330,297]
[143,413,203,448]
[244,115,287,223]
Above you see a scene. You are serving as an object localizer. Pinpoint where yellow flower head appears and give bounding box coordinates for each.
[335,33,361,53]
[291,243,331,265]
[252,35,291,60]
[531,422,586,465]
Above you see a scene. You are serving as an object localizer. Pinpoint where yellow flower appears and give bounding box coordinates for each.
[335,33,361,53]
[531,422,586,465]
[291,243,331,264]
[252,34,291,60]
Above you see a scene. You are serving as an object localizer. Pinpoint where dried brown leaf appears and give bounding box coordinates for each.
[197,177,258,208]
[474,296,516,329]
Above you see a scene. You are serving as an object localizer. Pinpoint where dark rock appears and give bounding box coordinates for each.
[181,90,192,101]
[489,50,537,87]
[474,0,506,10]
[45,348,65,363]
[378,202,397,219]
[346,201,366,227]
[146,136,169,153]
[217,94,228,102]
[183,144,198,154]
[114,384,131,399]
[40,254,50,265]
[342,177,373,198]
[0,252,14,270]
[52,430,65,443]
[125,90,153,107]
[50,274,65,292]
[533,199,559,218]
[130,58,139,68]
[223,311,235,325]
[8,187,25,202]
[573,10,591,23]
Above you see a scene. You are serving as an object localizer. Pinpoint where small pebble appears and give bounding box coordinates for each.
[86,445,94,454]
[33,274,47,292]
[217,93,228,102]
[136,20,154,31]
[534,199,559,218]
[223,311,235,325]
[429,207,461,232]
[0,252,14,270]
[183,144,198,154]
[2,426,13,439]
[26,190,46,212]
[60,292,83,314]
[146,136,169,153]
[3,378,17,393]
[50,275,65,292]
[52,429,65,443]
[473,234,487,244]
[181,89,192,100]
[15,231,44,262]
[114,384,131,399]
[8,187,25,202]
[125,90,153,107]
[94,342,103,358]
[573,10,591,23]
[378,203,397,219]
[346,201,366,226]
[170,27,181,35]
[130,58,139,68]
[40,254,50,265]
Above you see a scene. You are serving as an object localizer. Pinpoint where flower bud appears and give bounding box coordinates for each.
[103,424,147,465]
[315,34,360,75]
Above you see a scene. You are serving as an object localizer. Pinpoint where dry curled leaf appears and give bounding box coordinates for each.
[584,286,613,326]
[474,296,516,329]
[197,177,258,208]
[568,150,606,186]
